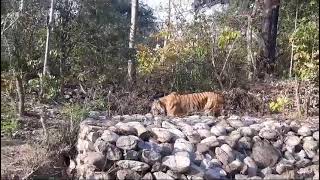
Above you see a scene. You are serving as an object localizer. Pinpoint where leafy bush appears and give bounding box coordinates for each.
[1,104,19,136]
[291,20,319,82]
[269,96,290,113]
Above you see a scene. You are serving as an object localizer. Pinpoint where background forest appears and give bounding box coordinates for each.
[1,0,319,178]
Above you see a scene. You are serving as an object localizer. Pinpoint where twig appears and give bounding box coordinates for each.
[219,38,239,77]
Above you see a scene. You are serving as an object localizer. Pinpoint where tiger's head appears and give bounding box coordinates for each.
[151,99,166,116]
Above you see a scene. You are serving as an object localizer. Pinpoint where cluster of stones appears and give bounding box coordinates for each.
[73,112,319,180]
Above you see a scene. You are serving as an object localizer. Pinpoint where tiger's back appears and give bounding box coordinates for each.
[151,91,224,117]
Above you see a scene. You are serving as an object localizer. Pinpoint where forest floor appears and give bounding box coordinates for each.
[1,79,319,179]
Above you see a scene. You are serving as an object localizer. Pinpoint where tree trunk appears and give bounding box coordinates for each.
[128,0,138,85]
[15,74,25,117]
[246,0,259,81]
[262,0,280,73]
[289,2,299,78]
[41,0,55,97]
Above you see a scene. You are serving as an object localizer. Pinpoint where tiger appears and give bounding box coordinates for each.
[151,91,225,117]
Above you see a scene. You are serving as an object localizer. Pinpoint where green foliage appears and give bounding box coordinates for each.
[269,96,290,113]
[61,103,89,123]
[218,27,241,49]
[290,21,319,81]
[1,102,19,136]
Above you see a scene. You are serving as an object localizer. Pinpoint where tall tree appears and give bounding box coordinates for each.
[261,0,280,73]
[128,0,138,85]
[41,0,55,97]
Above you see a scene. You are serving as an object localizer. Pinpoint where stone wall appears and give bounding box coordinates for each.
[72,112,319,179]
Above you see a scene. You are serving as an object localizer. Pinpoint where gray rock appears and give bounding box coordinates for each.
[116,169,141,180]
[100,130,120,143]
[284,151,295,161]
[159,143,173,156]
[87,131,100,143]
[151,162,167,172]
[251,140,280,168]
[116,135,139,150]
[167,128,186,140]
[138,141,162,153]
[174,138,194,152]
[303,139,318,158]
[115,122,137,135]
[225,159,243,174]
[161,121,176,129]
[284,135,301,147]
[105,143,122,160]
[249,124,263,132]
[200,158,214,169]
[215,144,234,165]
[273,138,284,150]
[197,129,211,139]
[186,132,202,144]
[201,136,220,147]
[124,150,140,160]
[275,158,294,174]
[153,171,174,180]
[162,155,191,173]
[303,139,318,151]
[228,120,244,128]
[187,163,205,178]
[116,160,150,171]
[174,151,191,158]
[297,166,316,178]
[167,170,187,180]
[240,127,254,137]
[237,136,252,150]
[192,152,205,165]
[204,167,227,179]
[84,152,106,170]
[142,172,154,180]
[259,127,278,140]
[86,172,112,180]
[313,131,319,141]
[194,123,210,130]
[295,150,307,160]
[297,126,312,137]
[210,126,227,136]
[196,143,209,153]
[234,174,249,180]
[151,128,173,143]
[141,150,162,164]
[244,156,257,177]
[261,167,272,176]
[295,158,311,168]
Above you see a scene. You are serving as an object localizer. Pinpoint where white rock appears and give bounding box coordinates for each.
[215,144,234,165]
[101,130,120,143]
[313,131,319,141]
[174,138,194,152]
[259,127,278,140]
[240,127,254,137]
[284,135,301,147]
[243,156,257,177]
[201,136,220,147]
[116,135,139,150]
[151,128,173,143]
[298,126,312,137]
[116,160,150,171]
[162,155,191,173]
[210,126,227,136]
[194,123,210,130]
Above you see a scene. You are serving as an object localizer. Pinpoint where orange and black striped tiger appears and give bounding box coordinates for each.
[151,92,225,117]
